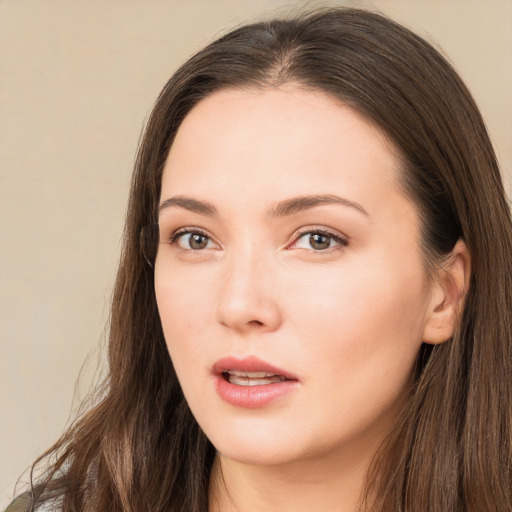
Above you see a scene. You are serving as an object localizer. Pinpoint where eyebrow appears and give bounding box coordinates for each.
[268,194,368,218]
[158,193,368,218]
[159,196,217,216]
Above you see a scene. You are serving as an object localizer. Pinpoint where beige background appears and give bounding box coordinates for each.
[1,0,511,507]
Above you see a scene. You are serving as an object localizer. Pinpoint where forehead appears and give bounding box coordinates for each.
[161,86,404,212]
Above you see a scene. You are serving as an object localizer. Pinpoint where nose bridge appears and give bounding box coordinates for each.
[216,239,281,333]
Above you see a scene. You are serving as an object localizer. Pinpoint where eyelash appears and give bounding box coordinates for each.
[167,227,348,252]
[169,228,216,250]
[288,228,348,252]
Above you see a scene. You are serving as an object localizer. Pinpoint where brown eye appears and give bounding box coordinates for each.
[293,230,347,251]
[309,233,331,250]
[189,233,209,249]
[175,232,212,250]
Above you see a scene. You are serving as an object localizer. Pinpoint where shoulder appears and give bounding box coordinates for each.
[4,493,30,512]
[4,493,57,512]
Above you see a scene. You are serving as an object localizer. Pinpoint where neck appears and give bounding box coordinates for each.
[208,443,376,512]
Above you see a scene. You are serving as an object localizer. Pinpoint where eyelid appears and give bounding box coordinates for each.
[168,226,221,250]
[286,226,349,250]
[170,226,208,243]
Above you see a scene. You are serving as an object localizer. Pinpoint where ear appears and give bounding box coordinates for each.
[422,239,471,345]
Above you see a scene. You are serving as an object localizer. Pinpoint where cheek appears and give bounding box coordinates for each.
[289,258,426,334]
[154,276,217,413]
[154,267,213,362]
[285,257,429,386]
[285,270,427,443]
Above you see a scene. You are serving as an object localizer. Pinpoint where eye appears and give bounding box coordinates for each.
[292,229,348,251]
[172,230,216,250]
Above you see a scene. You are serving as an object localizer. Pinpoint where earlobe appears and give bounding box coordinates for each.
[422,239,471,345]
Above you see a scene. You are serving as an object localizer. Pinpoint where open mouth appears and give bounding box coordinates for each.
[214,357,299,407]
[222,370,288,386]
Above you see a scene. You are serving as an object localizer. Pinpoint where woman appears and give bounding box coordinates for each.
[10,7,512,512]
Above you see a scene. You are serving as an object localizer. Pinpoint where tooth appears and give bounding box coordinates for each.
[228,370,275,378]
[228,375,286,386]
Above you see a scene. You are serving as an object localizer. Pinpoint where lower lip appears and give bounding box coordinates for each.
[215,375,299,408]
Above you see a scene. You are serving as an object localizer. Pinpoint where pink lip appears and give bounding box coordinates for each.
[213,356,299,380]
[213,356,300,409]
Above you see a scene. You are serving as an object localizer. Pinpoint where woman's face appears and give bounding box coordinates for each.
[155,86,437,466]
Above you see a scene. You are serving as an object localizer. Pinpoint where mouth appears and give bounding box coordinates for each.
[213,355,298,386]
[212,356,299,407]
[222,370,288,386]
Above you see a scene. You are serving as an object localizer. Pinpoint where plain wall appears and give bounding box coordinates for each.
[1,0,511,507]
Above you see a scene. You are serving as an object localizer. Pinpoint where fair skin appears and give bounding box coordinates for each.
[154,86,469,512]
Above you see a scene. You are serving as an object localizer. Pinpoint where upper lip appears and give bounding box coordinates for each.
[213,356,299,381]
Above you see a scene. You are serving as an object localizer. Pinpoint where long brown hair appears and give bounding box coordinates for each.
[27,7,512,511]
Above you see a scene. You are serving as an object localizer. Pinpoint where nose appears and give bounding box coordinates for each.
[215,250,282,334]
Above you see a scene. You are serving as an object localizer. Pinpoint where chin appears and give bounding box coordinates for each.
[216,442,301,467]
[204,419,331,468]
